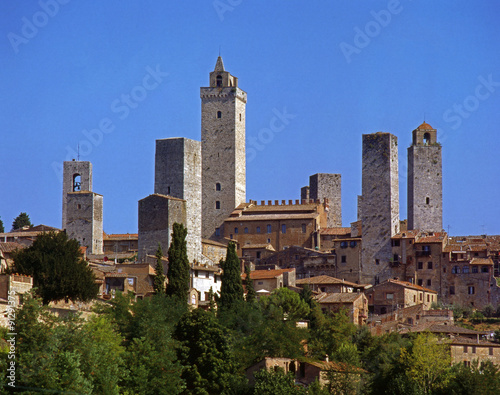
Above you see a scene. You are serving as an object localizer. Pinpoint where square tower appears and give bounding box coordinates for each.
[407,122,442,232]
[308,173,342,227]
[65,192,103,255]
[62,160,92,229]
[154,137,202,262]
[361,133,400,285]
[201,56,247,240]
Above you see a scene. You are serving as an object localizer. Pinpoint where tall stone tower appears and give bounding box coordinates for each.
[308,173,342,227]
[407,122,442,232]
[201,56,247,239]
[154,137,202,262]
[360,133,399,284]
[62,160,103,255]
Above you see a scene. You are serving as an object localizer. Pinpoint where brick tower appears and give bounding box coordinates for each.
[62,160,103,255]
[201,56,247,239]
[360,133,400,284]
[407,122,442,232]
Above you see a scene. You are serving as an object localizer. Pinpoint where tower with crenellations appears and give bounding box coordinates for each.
[200,56,247,240]
[407,122,443,232]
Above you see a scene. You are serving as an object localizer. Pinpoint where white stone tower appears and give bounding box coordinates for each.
[201,56,247,239]
[360,133,400,284]
[62,160,103,255]
[154,137,202,262]
[407,122,442,232]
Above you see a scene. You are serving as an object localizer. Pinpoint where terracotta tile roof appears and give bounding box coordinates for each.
[415,232,446,243]
[319,227,351,236]
[245,268,294,280]
[238,202,320,213]
[0,242,24,253]
[450,337,499,346]
[392,230,419,239]
[402,323,482,336]
[202,238,228,248]
[383,279,437,293]
[315,292,364,304]
[296,275,364,288]
[241,244,275,250]
[470,257,493,265]
[103,233,138,240]
[306,360,366,374]
[417,122,434,130]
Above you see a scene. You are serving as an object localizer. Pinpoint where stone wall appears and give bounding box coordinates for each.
[65,192,103,255]
[201,75,246,240]
[62,161,92,229]
[361,133,399,284]
[408,124,442,232]
[154,137,202,262]
[138,194,186,261]
[309,173,342,227]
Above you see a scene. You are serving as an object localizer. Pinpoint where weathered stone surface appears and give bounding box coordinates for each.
[309,173,342,227]
[62,161,92,229]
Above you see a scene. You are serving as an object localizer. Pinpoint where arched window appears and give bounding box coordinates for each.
[216,75,222,87]
[216,183,221,191]
[215,201,220,209]
[423,132,431,145]
[73,174,81,191]
[217,111,222,118]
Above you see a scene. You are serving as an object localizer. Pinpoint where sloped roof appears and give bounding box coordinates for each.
[315,292,364,304]
[245,268,294,280]
[376,279,437,293]
[319,227,351,236]
[0,242,24,253]
[470,257,493,265]
[296,275,364,288]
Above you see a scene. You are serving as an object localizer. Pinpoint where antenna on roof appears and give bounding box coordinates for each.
[219,45,221,57]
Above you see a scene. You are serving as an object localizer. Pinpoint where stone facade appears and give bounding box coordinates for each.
[308,173,342,227]
[154,137,202,262]
[408,122,442,232]
[137,194,186,261]
[361,133,399,285]
[65,191,103,255]
[201,56,246,240]
[62,160,92,229]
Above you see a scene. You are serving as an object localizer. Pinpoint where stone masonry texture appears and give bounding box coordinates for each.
[62,161,92,229]
[154,137,202,262]
[361,133,399,285]
[309,173,342,227]
[407,123,443,232]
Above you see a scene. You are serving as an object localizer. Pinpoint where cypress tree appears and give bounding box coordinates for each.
[166,223,190,301]
[244,265,256,303]
[153,243,165,294]
[219,242,244,311]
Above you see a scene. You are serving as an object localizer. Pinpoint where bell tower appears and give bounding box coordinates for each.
[201,57,247,239]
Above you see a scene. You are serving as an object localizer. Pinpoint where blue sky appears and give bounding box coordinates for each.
[1,0,499,236]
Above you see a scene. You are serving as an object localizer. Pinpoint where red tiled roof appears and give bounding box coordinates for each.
[470,257,493,266]
[0,242,25,253]
[244,268,294,280]
[417,122,434,130]
[315,292,364,304]
[319,227,351,236]
[296,275,365,288]
[382,279,437,293]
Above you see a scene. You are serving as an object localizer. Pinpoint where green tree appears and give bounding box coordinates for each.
[174,308,239,394]
[11,231,99,304]
[12,211,33,230]
[245,265,256,303]
[219,241,244,311]
[252,367,305,395]
[445,360,500,395]
[0,216,4,233]
[153,243,166,294]
[259,287,310,322]
[400,333,451,394]
[166,223,190,301]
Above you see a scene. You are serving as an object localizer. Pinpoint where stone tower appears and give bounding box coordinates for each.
[407,122,442,232]
[308,173,342,227]
[360,133,400,284]
[62,160,103,255]
[154,137,202,262]
[201,56,247,239]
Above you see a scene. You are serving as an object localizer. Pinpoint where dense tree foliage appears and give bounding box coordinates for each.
[11,212,32,230]
[166,223,190,301]
[153,243,166,294]
[244,265,256,303]
[0,216,4,233]
[11,231,99,304]
[2,286,500,393]
[218,241,244,311]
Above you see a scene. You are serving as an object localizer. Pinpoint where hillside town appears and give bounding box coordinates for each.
[2,57,500,393]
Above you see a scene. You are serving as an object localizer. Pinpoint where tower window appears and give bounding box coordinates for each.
[77,204,81,210]
[239,113,242,121]
[215,228,221,237]
[301,224,306,233]
[244,227,248,234]
[72,174,81,191]
[216,75,222,87]
[234,227,238,234]
[426,197,430,205]
[423,132,431,145]
[217,111,222,118]
[256,226,261,233]
[215,183,221,191]
[281,224,286,234]
[267,224,272,233]
[167,186,170,195]
[215,201,220,209]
